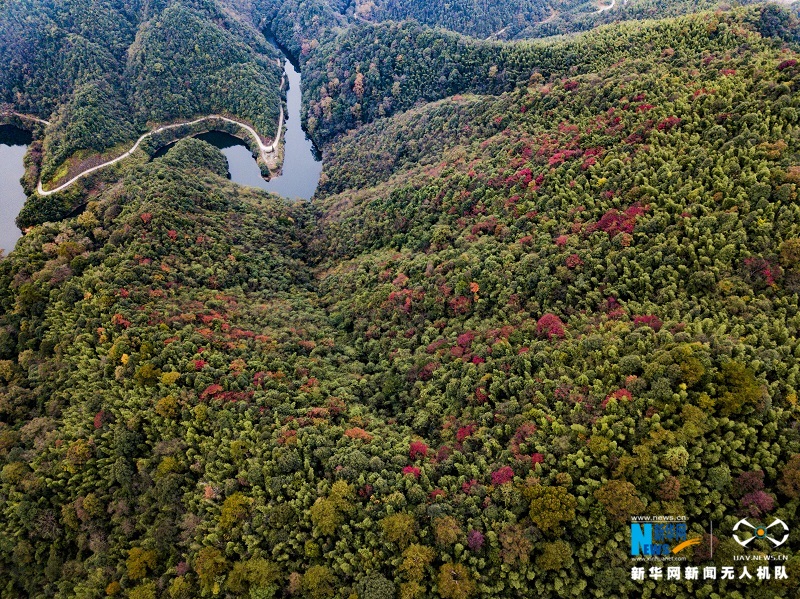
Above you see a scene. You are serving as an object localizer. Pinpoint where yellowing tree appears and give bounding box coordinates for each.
[437,563,476,599]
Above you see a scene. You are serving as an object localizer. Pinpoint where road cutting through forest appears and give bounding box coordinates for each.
[4,76,285,197]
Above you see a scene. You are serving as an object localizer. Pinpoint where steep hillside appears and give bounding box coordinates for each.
[0,139,330,596]
[301,4,799,143]
[357,0,557,39]
[127,3,282,137]
[1,3,800,599]
[503,0,766,40]
[307,6,800,596]
[258,0,769,43]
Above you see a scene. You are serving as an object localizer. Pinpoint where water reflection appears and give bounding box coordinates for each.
[261,57,322,200]
[152,53,322,200]
[0,125,32,255]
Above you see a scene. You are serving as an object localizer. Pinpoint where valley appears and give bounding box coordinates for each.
[0,2,799,598]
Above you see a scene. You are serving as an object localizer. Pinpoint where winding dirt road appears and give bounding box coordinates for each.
[6,75,286,197]
[596,0,615,13]
[485,6,558,39]
[38,110,283,196]
[1,111,51,126]
[537,6,559,25]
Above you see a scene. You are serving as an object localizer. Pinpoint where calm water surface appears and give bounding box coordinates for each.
[0,125,31,256]
[213,55,322,199]
[155,52,322,200]
[262,56,322,199]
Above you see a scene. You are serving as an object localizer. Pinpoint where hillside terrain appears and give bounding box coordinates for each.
[0,0,282,186]
[1,1,800,599]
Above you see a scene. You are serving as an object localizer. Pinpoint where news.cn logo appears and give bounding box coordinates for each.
[630,518,701,556]
[733,518,789,548]
[631,516,792,584]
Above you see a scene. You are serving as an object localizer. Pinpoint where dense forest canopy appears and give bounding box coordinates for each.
[299,7,800,143]
[256,0,771,42]
[355,0,556,39]
[1,1,800,598]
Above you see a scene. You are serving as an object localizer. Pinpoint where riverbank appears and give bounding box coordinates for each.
[0,124,32,254]
[5,31,322,206]
[37,104,284,196]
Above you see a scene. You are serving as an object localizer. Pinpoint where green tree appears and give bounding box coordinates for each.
[400,544,435,582]
[195,547,227,593]
[302,565,336,599]
[129,581,157,599]
[310,481,355,536]
[126,548,157,580]
[594,480,645,522]
[526,485,577,532]
[381,513,416,547]
[219,492,252,531]
[357,573,396,599]
[537,540,573,571]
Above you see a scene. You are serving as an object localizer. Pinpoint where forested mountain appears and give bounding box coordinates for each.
[487,0,766,40]
[0,0,283,185]
[0,0,139,182]
[355,0,556,39]
[301,5,800,143]
[253,0,345,60]
[127,4,282,141]
[2,1,800,598]
[258,0,767,41]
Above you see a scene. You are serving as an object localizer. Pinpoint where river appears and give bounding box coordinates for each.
[2,42,318,257]
[0,125,31,256]
[215,53,322,199]
[262,54,323,199]
[153,47,322,200]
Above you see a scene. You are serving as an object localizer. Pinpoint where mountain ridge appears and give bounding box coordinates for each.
[1,3,800,598]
